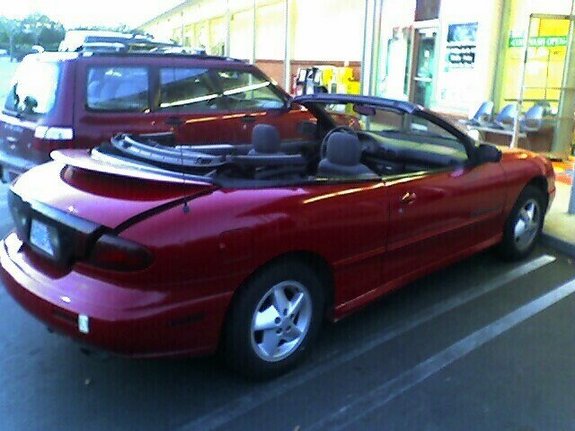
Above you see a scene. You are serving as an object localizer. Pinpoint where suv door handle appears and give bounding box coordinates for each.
[241,115,256,123]
[165,116,184,127]
[400,192,417,204]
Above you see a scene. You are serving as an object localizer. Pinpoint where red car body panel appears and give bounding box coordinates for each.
[0,142,554,357]
[0,234,232,357]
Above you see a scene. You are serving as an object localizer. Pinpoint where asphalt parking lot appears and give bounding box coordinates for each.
[0,178,574,431]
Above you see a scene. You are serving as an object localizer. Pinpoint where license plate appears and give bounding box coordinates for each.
[30,219,56,257]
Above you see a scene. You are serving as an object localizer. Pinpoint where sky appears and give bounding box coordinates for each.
[1,0,184,29]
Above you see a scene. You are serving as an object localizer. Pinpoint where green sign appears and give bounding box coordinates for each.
[508,36,568,48]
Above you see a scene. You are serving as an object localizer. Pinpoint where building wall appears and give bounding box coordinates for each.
[432,0,504,115]
[140,0,574,118]
[140,0,364,88]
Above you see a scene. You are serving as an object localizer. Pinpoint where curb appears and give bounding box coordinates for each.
[541,232,575,258]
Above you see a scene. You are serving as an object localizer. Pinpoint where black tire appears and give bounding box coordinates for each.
[499,185,546,261]
[221,260,325,379]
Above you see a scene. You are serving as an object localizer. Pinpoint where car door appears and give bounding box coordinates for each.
[381,114,507,283]
[292,94,508,293]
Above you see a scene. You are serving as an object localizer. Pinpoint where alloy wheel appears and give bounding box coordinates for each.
[250,280,312,362]
[513,198,541,252]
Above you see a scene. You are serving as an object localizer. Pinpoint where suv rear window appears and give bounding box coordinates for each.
[3,60,60,115]
[86,67,149,112]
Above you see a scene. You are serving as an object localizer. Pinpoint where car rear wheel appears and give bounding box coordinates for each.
[499,185,545,260]
[222,260,325,379]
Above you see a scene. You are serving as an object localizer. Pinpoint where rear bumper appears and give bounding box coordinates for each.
[0,233,232,357]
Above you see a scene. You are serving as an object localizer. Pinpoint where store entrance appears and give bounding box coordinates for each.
[411,28,437,107]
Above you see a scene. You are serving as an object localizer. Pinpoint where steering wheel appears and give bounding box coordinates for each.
[319,126,359,158]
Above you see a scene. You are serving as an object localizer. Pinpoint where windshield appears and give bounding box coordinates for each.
[3,60,61,116]
[322,102,457,138]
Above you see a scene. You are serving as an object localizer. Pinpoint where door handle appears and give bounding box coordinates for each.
[241,115,256,123]
[400,192,417,204]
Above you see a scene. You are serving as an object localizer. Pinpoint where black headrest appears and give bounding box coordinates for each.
[251,124,281,154]
[325,132,362,166]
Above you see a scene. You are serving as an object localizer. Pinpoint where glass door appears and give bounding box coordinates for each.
[411,28,437,107]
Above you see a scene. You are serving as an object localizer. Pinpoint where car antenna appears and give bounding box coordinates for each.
[180,143,190,214]
[172,119,190,214]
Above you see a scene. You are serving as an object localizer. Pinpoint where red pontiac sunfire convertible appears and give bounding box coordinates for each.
[0,95,555,378]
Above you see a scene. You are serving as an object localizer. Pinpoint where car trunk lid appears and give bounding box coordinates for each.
[11,149,218,230]
[9,150,218,268]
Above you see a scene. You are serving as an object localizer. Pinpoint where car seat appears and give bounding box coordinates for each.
[317,132,376,178]
[249,124,282,155]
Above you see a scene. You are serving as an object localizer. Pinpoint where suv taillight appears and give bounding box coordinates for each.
[87,234,153,271]
[34,126,74,140]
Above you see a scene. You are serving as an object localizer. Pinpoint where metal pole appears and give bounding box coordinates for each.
[511,15,533,149]
[283,0,292,91]
[570,159,575,213]
[225,0,231,57]
[552,12,575,160]
[251,0,257,64]
[370,0,384,96]
[553,2,575,214]
[181,11,185,46]
[360,0,375,95]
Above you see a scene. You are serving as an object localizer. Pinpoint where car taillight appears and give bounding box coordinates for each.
[33,126,74,151]
[87,234,153,271]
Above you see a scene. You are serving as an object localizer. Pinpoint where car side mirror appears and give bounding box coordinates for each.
[476,143,502,164]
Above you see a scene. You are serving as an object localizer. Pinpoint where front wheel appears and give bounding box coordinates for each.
[499,185,546,260]
[222,260,325,379]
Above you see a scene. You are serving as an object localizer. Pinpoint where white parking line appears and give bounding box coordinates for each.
[178,255,556,431]
[308,276,575,431]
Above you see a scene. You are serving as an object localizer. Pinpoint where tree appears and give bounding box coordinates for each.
[20,13,65,48]
[0,14,65,59]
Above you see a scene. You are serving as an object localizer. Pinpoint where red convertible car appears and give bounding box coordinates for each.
[0,94,555,378]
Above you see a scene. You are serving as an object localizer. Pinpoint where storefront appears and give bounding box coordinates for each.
[371,0,503,117]
[140,0,575,156]
[432,0,503,115]
[140,0,364,91]
[496,0,573,110]
[495,0,575,156]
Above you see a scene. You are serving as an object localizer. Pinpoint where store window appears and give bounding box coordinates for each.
[501,16,569,111]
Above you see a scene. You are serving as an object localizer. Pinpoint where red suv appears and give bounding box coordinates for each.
[0,51,312,182]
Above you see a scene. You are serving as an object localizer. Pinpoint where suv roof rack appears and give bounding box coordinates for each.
[78,50,246,62]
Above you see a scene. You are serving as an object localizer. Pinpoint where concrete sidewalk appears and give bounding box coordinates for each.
[542,181,575,257]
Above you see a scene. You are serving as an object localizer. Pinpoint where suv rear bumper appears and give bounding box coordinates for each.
[0,149,42,183]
